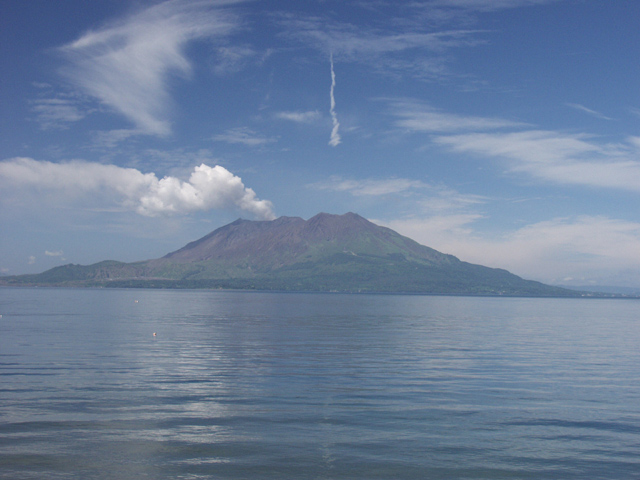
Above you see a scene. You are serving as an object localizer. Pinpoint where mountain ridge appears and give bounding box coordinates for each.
[0,212,581,296]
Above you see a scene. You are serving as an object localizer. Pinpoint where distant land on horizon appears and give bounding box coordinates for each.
[0,212,601,297]
[557,284,640,297]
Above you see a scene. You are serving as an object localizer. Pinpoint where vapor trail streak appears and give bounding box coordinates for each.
[329,54,341,147]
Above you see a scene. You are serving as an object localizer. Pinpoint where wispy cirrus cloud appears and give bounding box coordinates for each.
[387,97,640,193]
[0,157,275,220]
[280,13,486,80]
[212,45,273,75]
[59,0,242,136]
[212,127,278,146]
[275,110,321,123]
[401,0,560,25]
[311,176,427,197]
[419,0,558,12]
[285,15,484,57]
[388,98,525,132]
[91,129,141,148]
[566,103,613,121]
[30,97,88,130]
[310,174,485,212]
[434,130,640,192]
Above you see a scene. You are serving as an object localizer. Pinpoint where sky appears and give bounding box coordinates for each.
[1,0,640,288]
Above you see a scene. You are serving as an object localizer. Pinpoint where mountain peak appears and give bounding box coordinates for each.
[162,212,377,263]
[4,212,579,296]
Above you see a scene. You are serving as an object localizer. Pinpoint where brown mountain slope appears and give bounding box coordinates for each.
[1,212,580,296]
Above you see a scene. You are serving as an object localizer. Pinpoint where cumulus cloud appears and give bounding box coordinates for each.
[28,256,36,265]
[0,158,275,220]
[329,54,341,147]
[59,0,241,136]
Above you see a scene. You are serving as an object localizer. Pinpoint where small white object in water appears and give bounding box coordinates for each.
[153,332,156,336]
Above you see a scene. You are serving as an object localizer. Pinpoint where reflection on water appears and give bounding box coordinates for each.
[1,288,639,479]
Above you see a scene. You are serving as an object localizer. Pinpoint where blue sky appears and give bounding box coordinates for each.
[2,0,640,288]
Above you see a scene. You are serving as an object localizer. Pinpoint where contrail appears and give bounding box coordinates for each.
[329,53,341,147]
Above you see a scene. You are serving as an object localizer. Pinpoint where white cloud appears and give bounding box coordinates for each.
[388,98,525,132]
[287,16,484,58]
[500,216,640,285]
[212,45,265,75]
[379,214,484,250]
[212,127,277,146]
[434,130,640,192]
[416,188,486,212]
[275,110,321,123]
[329,54,341,147]
[92,129,141,148]
[282,14,485,81]
[311,175,486,212]
[45,250,66,262]
[386,99,640,192]
[28,256,36,265]
[628,136,640,150]
[0,157,275,220]
[424,0,558,12]
[313,177,425,196]
[59,0,241,136]
[565,103,613,121]
[30,98,87,129]
[382,214,640,287]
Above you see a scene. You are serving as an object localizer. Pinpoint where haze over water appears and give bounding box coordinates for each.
[1,288,639,479]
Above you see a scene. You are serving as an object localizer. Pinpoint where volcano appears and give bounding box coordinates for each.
[2,212,578,296]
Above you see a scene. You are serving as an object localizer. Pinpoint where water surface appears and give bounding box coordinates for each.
[1,288,639,479]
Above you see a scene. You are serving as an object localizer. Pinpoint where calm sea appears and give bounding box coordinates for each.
[0,288,639,479]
